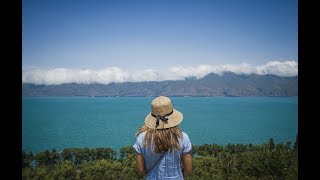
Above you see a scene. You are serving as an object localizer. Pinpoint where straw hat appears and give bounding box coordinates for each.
[145,96,183,129]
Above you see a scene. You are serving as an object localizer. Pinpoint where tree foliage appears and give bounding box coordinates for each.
[22,140,298,180]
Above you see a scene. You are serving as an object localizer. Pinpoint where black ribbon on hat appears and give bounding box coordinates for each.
[151,110,174,128]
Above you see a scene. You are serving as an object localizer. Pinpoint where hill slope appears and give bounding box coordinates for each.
[22,72,298,97]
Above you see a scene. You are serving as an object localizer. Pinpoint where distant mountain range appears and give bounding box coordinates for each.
[22,72,298,97]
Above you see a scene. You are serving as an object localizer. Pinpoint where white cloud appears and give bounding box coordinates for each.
[256,61,298,77]
[22,61,298,85]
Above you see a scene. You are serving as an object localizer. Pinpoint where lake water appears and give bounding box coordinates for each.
[22,96,298,153]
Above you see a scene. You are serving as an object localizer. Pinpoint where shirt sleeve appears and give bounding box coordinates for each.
[133,138,142,154]
[182,133,192,154]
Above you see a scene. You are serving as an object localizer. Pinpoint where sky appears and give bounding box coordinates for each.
[22,0,298,85]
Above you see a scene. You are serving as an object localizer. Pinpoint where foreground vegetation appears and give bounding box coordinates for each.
[22,138,298,179]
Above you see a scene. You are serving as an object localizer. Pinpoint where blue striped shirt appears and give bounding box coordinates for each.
[133,131,192,180]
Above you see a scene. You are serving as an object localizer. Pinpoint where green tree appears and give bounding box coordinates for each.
[269,138,275,151]
[22,151,34,168]
[51,160,76,179]
[35,150,51,167]
[82,147,91,162]
[119,146,135,160]
[191,145,199,156]
[22,151,27,168]
[188,156,220,179]
[50,148,60,165]
[22,141,298,180]
[89,148,97,161]
[120,153,141,179]
[33,166,49,179]
[218,152,238,180]
[96,148,117,161]
[61,148,74,163]
[22,167,35,179]
[79,159,123,179]
[286,141,292,150]
[73,148,84,166]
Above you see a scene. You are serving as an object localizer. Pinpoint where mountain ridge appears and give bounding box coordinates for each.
[22,72,298,97]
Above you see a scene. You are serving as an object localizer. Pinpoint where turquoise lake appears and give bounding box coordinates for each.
[22,97,298,153]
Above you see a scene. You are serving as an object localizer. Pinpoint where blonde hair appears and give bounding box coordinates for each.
[136,125,182,153]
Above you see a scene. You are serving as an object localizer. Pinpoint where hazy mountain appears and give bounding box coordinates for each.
[22,72,298,97]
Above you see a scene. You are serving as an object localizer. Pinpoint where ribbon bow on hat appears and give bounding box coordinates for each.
[151,110,173,128]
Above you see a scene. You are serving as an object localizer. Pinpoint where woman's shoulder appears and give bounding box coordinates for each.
[136,131,147,140]
[180,132,192,151]
[181,131,191,141]
[181,131,189,137]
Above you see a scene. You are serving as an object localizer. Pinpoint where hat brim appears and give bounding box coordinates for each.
[145,108,183,129]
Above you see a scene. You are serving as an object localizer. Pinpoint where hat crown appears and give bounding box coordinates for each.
[151,96,173,116]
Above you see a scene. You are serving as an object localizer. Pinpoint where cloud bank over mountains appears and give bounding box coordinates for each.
[22,61,298,85]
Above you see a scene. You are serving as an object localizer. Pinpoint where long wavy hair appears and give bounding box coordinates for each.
[136,125,182,153]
